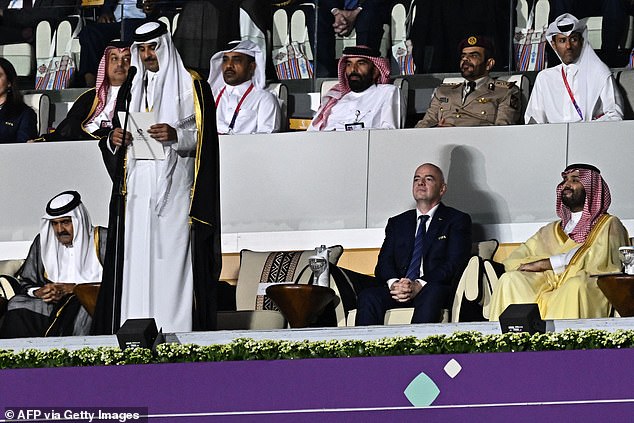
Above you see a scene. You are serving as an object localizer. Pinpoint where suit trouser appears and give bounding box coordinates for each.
[355,283,452,325]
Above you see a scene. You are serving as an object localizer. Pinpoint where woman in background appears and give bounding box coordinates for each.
[0,58,37,143]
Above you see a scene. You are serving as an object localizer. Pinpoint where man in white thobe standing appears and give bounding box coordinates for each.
[106,21,199,332]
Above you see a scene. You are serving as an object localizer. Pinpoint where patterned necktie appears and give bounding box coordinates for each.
[463,81,476,102]
[405,215,429,281]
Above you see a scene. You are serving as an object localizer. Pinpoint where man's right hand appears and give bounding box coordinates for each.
[34,283,75,303]
[390,278,423,302]
[110,128,133,147]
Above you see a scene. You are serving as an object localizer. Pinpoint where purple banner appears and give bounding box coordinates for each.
[1,348,634,421]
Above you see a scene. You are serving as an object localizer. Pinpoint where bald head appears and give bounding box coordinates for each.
[412,163,446,212]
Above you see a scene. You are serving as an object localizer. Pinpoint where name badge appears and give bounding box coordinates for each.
[345,122,365,131]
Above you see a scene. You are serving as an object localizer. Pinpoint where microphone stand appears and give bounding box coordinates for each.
[107,81,133,334]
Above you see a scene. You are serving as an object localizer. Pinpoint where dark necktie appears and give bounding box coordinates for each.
[344,0,359,9]
[405,215,429,281]
[464,81,476,101]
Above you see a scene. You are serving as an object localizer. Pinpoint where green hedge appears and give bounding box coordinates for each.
[1,329,634,369]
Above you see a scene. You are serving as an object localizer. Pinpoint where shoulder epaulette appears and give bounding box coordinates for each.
[494,80,516,89]
[438,82,462,89]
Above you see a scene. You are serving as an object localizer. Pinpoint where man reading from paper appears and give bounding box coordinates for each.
[97,21,221,334]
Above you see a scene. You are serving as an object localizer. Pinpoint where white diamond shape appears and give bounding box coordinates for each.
[444,358,462,378]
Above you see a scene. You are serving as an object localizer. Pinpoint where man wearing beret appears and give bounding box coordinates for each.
[415,35,520,128]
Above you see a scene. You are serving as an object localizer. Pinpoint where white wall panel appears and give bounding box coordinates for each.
[567,121,634,220]
[219,131,369,233]
[367,125,569,239]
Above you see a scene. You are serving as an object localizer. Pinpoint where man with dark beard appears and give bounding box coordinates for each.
[488,164,629,320]
[415,35,520,128]
[308,46,402,131]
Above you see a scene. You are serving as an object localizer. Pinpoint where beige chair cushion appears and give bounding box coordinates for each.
[0,259,24,277]
[236,246,343,311]
[471,239,499,261]
[217,246,344,331]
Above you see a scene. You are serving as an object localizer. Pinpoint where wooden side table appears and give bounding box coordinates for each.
[265,284,337,328]
[597,274,634,317]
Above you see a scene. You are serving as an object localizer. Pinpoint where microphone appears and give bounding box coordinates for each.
[124,66,137,86]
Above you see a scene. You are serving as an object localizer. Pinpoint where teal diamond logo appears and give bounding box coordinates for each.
[404,372,440,407]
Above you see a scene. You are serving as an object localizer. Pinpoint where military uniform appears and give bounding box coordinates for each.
[416,76,521,128]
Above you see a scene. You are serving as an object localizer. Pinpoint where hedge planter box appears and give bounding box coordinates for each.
[1,331,634,421]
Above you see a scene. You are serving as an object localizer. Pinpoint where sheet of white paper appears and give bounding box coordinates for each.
[118,111,165,160]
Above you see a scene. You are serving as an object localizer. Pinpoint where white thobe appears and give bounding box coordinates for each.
[117,81,198,333]
[83,86,120,134]
[308,84,402,131]
[213,81,281,134]
[524,63,623,124]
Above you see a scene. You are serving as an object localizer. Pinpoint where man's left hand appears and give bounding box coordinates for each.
[147,124,177,143]
[390,278,423,302]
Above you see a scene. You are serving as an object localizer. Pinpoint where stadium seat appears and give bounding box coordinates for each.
[267,82,289,131]
[23,93,51,136]
[0,44,33,77]
[217,246,345,330]
[615,70,634,119]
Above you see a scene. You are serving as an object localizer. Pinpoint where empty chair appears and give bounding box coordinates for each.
[267,82,289,131]
[23,94,51,136]
[0,44,33,77]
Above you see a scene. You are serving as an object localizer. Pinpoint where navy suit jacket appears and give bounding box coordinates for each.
[375,202,472,287]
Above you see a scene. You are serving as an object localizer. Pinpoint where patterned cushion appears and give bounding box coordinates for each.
[236,246,343,311]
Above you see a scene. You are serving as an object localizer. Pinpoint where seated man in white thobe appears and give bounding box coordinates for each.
[208,40,280,134]
[524,13,623,124]
[0,191,106,338]
[308,45,402,131]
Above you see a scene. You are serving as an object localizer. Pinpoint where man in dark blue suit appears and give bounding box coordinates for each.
[356,163,472,325]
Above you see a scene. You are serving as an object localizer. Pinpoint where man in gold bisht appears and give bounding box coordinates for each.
[489,163,629,320]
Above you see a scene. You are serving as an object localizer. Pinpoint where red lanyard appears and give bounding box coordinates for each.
[561,67,583,120]
[215,83,255,132]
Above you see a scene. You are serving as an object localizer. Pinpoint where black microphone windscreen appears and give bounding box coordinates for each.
[126,66,137,83]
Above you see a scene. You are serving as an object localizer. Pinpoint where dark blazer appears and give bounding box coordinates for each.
[375,202,472,287]
[0,103,37,143]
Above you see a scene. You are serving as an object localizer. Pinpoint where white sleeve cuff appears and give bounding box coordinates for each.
[415,279,427,289]
[387,278,399,289]
[27,287,38,297]
[550,246,581,274]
